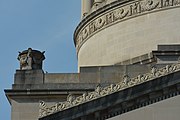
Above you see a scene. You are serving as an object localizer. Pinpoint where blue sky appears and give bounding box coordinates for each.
[0,0,80,119]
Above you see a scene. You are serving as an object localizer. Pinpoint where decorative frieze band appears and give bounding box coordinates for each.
[39,62,180,118]
[74,0,180,53]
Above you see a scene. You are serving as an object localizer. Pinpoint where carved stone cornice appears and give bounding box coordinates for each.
[74,0,180,54]
[39,62,180,118]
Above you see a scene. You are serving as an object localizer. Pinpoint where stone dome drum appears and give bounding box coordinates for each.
[74,0,180,69]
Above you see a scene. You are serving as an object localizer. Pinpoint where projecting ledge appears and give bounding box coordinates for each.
[40,70,180,120]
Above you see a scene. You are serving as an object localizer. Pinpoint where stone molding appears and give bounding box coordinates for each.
[39,62,180,118]
[74,0,180,54]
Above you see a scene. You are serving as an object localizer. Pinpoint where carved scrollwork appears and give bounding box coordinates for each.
[39,101,47,117]
[57,102,66,111]
[123,75,131,86]
[100,84,114,96]
[143,0,159,11]
[95,84,101,94]
[95,16,106,29]
[40,63,180,118]
[151,66,156,77]
[114,8,129,20]
[67,94,75,103]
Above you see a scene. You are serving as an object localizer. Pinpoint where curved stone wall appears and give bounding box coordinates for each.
[74,0,180,68]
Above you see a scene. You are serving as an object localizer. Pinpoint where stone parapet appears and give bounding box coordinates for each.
[14,70,44,84]
[13,64,153,86]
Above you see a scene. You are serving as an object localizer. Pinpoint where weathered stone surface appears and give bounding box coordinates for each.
[44,73,79,83]
[12,83,98,90]
[75,0,180,69]
[39,70,180,120]
[5,1,180,120]
[80,65,151,83]
[14,70,44,84]
[108,95,180,120]
[158,44,180,51]
[14,63,153,86]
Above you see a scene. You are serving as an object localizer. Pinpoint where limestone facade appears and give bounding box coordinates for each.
[76,0,180,69]
[4,0,180,119]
